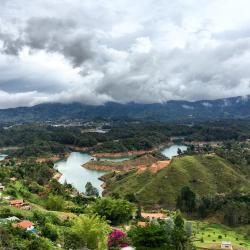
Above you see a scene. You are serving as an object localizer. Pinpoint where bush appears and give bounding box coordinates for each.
[65,215,110,250]
[45,194,65,211]
[41,223,59,241]
[88,197,134,225]
[128,223,168,248]
[108,229,129,249]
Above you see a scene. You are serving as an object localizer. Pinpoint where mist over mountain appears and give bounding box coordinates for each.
[0,96,249,122]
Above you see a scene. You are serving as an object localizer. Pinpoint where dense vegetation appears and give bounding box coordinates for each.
[0,96,249,122]
[0,119,249,249]
[128,214,193,250]
[105,153,250,209]
[0,158,194,249]
[0,119,249,157]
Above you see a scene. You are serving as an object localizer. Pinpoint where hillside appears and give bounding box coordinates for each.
[0,96,249,122]
[104,154,250,209]
[83,154,162,172]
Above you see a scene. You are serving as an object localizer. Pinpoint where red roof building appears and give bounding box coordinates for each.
[10,199,24,207]
[13,220,34,230]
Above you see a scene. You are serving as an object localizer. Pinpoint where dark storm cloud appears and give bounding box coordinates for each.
[0,0,249,108]
[25,18,95,66]
[0,17,95,66]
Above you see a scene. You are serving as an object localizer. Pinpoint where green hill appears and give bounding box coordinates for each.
[104,154,250,209]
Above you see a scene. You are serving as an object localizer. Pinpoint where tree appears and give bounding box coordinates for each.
[135,205,142,220]
[27,237,54,250]
[177,148,182,155]
[176,186,196,213]
[125,193,137,203]
[184,221,193,237]
[171,214,189,250]
[165,217,175,233]
[88,197,135,225]
[128,223,168,248]
[46,194,65,211]
[69,214,110,250]
[41,223,59,241]
[85,182,99,197]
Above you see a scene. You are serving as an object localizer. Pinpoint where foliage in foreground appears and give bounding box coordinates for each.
[128,214,194,250]
[64,214,110,250]
[88,197,135,225]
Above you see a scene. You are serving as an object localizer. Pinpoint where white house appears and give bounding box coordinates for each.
[221,241,233,250]
[6,216,20,222]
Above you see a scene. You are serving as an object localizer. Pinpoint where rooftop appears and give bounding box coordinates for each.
[14,220,34,229]
[141,212,167,220]
[10,199,24,205]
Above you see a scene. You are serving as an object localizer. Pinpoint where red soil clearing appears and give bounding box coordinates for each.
[137,160,171,173]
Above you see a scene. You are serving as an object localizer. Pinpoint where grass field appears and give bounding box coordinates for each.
[193,222,250,250]
[105,154,250,209]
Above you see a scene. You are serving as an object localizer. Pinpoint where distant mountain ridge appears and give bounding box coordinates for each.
[0,95,249,122]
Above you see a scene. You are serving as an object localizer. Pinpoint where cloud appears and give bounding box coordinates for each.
[0,0,250,108]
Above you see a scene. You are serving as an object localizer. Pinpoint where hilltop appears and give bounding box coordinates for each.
[104,154,250,209]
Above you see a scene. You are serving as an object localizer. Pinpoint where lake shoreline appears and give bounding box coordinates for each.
[91,142,171,158]
[83,162,131,172]
[54,152,107,194]
[53,144,187,194]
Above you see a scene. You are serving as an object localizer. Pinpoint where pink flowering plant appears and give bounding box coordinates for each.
[108,229,129,249]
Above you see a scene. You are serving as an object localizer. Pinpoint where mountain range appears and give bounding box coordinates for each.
[0,95,249,122]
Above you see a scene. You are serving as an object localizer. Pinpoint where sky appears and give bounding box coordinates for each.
[0,0,250,108]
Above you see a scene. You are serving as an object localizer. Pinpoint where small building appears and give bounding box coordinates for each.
[13,220,35,233]
[10,199,24,208]
[137,221,146,227]
[0,216,20,224]
[10,199,31,210]
[6,216,20,222]
[20,204,32,210]
[10,177,17,182]
[3,196,12,200]
[221,241,233,250]
[141,212,167,221]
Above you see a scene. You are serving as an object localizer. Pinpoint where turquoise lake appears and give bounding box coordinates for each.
[55,144,187,194]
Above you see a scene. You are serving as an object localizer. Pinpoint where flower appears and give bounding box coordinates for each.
[108,229,129,249]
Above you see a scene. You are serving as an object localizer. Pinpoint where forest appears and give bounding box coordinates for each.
[0,119,249,157]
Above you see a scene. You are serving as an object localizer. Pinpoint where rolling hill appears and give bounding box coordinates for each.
[104,154,250,209]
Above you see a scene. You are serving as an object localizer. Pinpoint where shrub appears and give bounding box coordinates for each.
[88,197,134,225]
[70,214,110,250]
[45,194,65,211]
[108,229,129,249]
[128,223,168,248]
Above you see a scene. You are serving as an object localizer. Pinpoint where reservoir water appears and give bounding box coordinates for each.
[55,152,106,194]
[55,144,187,194]
[97,156,131,162]
[0,154,7,161]
[161,144,187,159]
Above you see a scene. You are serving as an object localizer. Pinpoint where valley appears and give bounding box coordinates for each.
[0,120,249,249]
